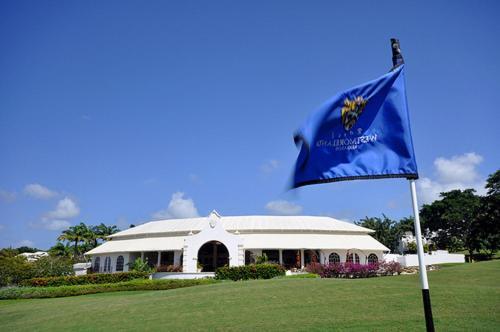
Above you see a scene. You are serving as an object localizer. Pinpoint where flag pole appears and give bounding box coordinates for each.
[391,38,435,332]
[409,179,435,332]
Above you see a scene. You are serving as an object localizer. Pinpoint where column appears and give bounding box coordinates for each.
[141,252,144,261]
[279,249,283,265]
[300,249,305,269]
[157,251,161,267]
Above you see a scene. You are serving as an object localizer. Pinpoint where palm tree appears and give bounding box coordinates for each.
[57,223,90,259]
[48,242,72,257]
[94,223,119,243]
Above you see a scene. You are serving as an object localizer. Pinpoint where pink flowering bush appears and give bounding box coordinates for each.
[305,261,400,278]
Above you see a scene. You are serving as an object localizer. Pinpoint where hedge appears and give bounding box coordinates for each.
[215,264,285,281]
[21,271,149,287]
[0,278,218,300]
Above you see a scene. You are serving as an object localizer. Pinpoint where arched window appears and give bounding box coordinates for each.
[93,257,100,272]
[329,252,340,264]
[104,256,111,272]
[346,253,360,264]
[368,253,378,264]
[116,256,124,272]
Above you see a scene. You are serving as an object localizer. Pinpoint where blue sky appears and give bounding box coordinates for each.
[1,1,499,249]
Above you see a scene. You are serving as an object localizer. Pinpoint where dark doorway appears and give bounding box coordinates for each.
[197,241,229,272]
[283,250,301,269]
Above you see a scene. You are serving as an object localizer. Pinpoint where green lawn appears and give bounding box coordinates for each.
[1,261,499,331]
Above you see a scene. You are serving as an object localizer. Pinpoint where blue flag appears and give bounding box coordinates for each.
[292,65,418,188]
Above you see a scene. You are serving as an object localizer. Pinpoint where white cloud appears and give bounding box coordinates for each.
[24,183,58,199]
[265,200,303,215]
[41,219,72,231]
[417,152,487,204]
[47,197,80,219]
[17,240,35,248]
[38,197,80,231]
[152,192,200,220]
[260,159,279,173]
[0,189,16,203]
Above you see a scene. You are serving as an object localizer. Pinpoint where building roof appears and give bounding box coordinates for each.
[108,213,374,240]
[85,212,388,256]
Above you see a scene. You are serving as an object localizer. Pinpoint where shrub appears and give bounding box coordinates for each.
[378,261,402,276]
[129,258,155,273]
[307,261,399,279]
[156,265,183,272]
[215,264,285,281]
[305,262,324,275]
[0,256,35,287]
[0,278,218,300]
[21,271,149,287]
[31,256,74,278]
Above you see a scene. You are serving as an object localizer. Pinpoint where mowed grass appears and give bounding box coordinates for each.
[0,261,499,331]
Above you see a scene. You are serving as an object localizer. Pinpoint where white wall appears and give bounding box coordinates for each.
[92,253,130,273]
[397,252,465,267]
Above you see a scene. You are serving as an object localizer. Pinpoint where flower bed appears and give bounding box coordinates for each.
[306,261,401,278]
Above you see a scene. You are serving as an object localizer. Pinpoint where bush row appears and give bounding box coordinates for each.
[21,271,149,287]
[215,263,285,281]
[306,261,402,278]
[0,278,217,300]
[0,256,74,287]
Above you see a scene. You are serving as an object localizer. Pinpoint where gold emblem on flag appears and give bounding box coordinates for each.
[341,96,367,131]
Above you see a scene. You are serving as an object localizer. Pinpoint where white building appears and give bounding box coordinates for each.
[85,211,389,275]
[18,251,49,262]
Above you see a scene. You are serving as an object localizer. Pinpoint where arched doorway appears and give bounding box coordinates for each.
[197,241,229,272]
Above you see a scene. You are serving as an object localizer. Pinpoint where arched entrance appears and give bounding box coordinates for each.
[197,241,229,272]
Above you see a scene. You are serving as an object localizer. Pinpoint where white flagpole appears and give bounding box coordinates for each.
[409,179,435,332]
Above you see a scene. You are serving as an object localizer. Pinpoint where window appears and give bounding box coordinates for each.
[368,254,378,264]
[104,256,112,272]
[116,256,124,272]
[93,257,100,272]
[346,253,360,264]
[329,252,340,264]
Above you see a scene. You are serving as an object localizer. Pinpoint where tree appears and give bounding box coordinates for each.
[57,223,90,260]
[356,215,398,252]
[474,170,500,256]
[420,189,482,260]
[48,242,72,258]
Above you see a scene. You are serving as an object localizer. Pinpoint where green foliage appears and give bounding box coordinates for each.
[215,264,285,281]
[405,241,429,254]
[255,253,268,264]
[30,256,74,278]
[420,189,482,258]
[57,222,120,261]
[48,242,73,258]
[356,215,415,253]
[0,278,217,300]
[21,271,149,287]
[0,247,39,258]
[0,256,34,287]
[129,258,155,273]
